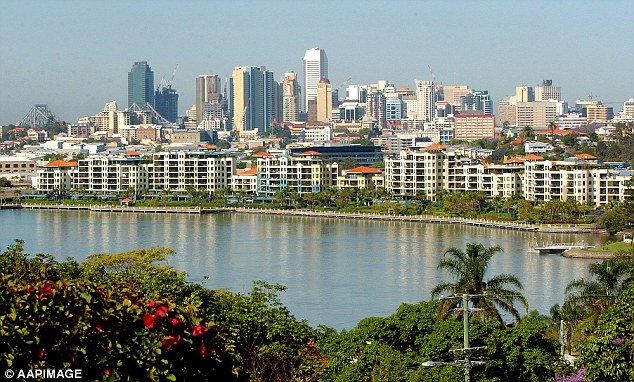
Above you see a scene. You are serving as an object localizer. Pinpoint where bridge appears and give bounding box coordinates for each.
[19,104,58,127]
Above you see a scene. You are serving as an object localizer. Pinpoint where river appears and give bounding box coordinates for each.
[0,209,603,330]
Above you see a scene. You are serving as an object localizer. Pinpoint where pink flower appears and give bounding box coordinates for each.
[148,301,157,308]
[95,324,103,332]
[39,284,53,298]
[169,318,181,326]
[192,325,208,337]
[161,334,181,350]
[143,314,155,329]
[154,305,168,317]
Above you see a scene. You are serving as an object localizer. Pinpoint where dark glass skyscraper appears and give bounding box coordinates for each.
[128,61,154,107]
[154,85,178,123]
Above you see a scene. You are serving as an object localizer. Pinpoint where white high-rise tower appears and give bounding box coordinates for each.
[416,80,436,122]
[303,47,328,112]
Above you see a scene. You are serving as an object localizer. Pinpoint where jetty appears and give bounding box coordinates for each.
[531,241,595,255]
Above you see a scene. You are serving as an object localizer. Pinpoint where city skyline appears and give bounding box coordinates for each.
[0,0,632,124]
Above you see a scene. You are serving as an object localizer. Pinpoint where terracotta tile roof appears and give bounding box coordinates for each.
[576,153,597,159]
[521,154,544,161]
[422,144,447,151]
[300,150,323,155]
[346,166,383,174]
[201,144,218,150]
[240,168,258,175]
[252,151,273,157]
[504,157,526,164]
[535,129,580,135]
[120,198,134,203]
[45,160,78,167]
[126,151,140,156]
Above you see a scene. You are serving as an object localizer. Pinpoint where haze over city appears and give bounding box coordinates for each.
[1,0,633,124]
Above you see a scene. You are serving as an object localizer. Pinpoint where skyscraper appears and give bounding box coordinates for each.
[128,61,154,107]
[282,72,300,122]
[534,80,561,101]
[196,74,224,127]
[316,78,332,122]
[231,66,278,133]
[154,85,178,123]
[303,47,328,112]
[416,80,436,122]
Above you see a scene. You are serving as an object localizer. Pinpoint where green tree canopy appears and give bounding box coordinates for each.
[431,243,528,322]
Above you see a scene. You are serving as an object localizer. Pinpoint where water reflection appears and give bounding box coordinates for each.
[0,210,602,329]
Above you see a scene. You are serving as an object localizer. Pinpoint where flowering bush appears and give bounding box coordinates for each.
[0,265,238,380]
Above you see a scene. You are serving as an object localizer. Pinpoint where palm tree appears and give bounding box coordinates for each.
[564,257,632,313]
[431,242,528,322]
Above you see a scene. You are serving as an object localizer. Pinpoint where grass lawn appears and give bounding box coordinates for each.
[589,241,634,252]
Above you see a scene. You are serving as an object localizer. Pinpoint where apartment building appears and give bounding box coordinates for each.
[336,166,384,190]
[522,154,632,206]
[34,151,235,195]
[384,144,460,199]
[255,150,339,197]
[448,162,523,198]
[32,160,78,193]
[74,154,148,194]
[150,151,234,193]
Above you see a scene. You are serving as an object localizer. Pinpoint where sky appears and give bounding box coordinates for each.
[1,0,633,125]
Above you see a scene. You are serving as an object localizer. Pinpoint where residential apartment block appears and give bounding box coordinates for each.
[33,151,235,195]
[255,150,339,197]
[32,147,632,207]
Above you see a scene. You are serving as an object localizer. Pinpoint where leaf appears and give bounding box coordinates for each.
[80,292,92,303]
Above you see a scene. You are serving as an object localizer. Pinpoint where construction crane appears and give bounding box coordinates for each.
[157,64,178,90]
[238,98,250,132]
[336,77,351,89]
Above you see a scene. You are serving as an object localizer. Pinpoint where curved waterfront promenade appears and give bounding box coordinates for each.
[234,207,596,233]
[3,203,597,233]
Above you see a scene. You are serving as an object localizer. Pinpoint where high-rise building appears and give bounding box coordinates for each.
[460,90,492,115]
[231,66,278,133]
[366,90,386,127]
[623,98,634,118]
[282,72,300,122]
[154,86,178,123]
[416,80,436,122]
[586,103,614,122]
[442,85,471,109]
[196,75,223,127]
[303,47,328,112]
[128,61,154,107]
[534,80,561,101]
[454,114,495,141]
[316,78,333,122]
[515,86,534,103]
[516,101,557,128]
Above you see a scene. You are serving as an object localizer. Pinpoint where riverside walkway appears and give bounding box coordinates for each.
[16,204,232,214]
[234,207,596,233]
[4,203,596,233]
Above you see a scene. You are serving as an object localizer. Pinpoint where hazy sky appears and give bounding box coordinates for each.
[1,0,632,124]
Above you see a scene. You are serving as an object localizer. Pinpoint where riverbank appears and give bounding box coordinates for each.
[3,203,600,233]
[233,207,598,234]
[563,249,614,259]
[14,203,232,214]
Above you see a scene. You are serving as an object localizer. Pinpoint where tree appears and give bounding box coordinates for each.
[0,177,11,187]
[576,284,634,381]
[599,207,628,235]
[431,243,528,322]
[564,257,633,314]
